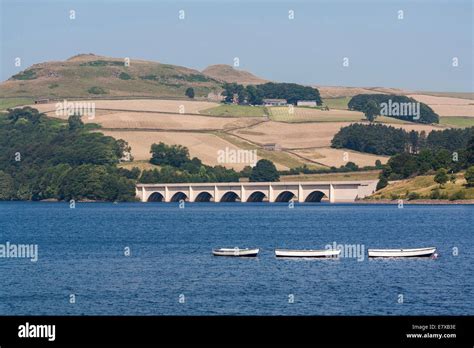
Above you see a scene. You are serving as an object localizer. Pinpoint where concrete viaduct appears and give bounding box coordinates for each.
[136,180,377,203]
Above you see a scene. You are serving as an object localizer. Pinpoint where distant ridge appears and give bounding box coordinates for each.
[202,64,268,85]
[0,54,222,99]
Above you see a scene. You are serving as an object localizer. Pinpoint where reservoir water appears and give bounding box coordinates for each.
[0,202,472,315]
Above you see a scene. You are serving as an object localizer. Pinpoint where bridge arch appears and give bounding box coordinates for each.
[170,192,188,202]
[275,191,296,202]
[147,192,164,202]
[195,192,213,202]
[304,190,327,202]
[247,191,267,202]
[220,191,241,202]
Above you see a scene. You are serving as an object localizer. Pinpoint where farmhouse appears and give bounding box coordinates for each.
[262,143,281,151]
[297,100,317,107]
[263,98,287,106]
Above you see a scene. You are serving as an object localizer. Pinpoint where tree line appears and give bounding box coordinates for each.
[221,82,322,105]
[332,123,474,156]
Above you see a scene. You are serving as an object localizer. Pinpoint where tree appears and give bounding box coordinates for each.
[185,87,195,99]
[467,136,474,166]
[245,85,263,105]
[465,166,474,187]
[249,159,279,182]
[449,173,457,184]
[68,114,84,131]
[376,176,388,191]
[434,168,448,187]
[150,142,190,168]
[363,100,379,122]
[0,170,14,200]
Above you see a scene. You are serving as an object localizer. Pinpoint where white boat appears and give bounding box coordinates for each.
[275,249,341,258]
[212,248,259,257]
[368,247,437,258]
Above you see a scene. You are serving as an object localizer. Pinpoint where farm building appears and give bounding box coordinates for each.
[297,100,318,107]
[34,98,50,104]
[263,99,287,106]
[262,143,281,151]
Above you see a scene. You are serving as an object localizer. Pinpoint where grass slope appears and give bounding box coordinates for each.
[369,173,474,200]
[0,54,222,99]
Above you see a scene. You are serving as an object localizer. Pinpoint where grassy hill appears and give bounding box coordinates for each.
[369,173,474,201]
[202,64,268,85]
[0,54,223,100]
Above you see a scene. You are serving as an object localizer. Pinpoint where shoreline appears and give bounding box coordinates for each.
[358,199,474,205]
[0,199,472,204]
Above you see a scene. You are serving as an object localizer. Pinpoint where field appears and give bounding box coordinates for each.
[323,97,351,110]
[291,148,389,168]
[231,121,439,149]
[440,116,474,128]
[216,132,321,170]
[0,97,35,110]
[21,97,456,171]
[43,109,260,131]
[100,130,260,170]
[200,104,268,117]
[408,94,474,117]
[269,106,363,122]
[280,170,381,182]
[31,99,218,114]
[268,106,411,124]
[369,173,474,200]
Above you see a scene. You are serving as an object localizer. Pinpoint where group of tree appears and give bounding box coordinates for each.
[144,142,280,183]
[0,107,138,201]
[332,123,474,157]
[221,82,322,105]
[348,94,439,124]
[375,134,474,190]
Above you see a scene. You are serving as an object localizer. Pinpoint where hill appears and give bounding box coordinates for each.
[202,64,268,85]
[368,173,474,201]
[0,54,223,100]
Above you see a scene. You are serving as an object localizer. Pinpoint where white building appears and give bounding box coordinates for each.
[297,100,317,107]
[263,99,287,106]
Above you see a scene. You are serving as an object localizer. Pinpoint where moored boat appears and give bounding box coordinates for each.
[212,247,259,257]
[275,249,341,258]
[368,247,437,258]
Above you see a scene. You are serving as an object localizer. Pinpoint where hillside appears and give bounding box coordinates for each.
[368,173,474,201]
[202,64,268,85]
[0,54,223,99]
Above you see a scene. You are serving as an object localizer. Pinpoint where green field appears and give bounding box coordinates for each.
[0,98,35,110]
[280,170,381,182]
[200,104,268,117]
[323,97,351,109]
[440,116,474,128]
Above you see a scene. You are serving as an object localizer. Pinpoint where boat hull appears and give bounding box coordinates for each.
[275,249,341,258]
[212,248,259,257]
[368,247,437,258]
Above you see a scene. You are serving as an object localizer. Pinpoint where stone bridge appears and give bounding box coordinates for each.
[136,180,377,203]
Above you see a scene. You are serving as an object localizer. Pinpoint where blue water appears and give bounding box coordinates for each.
[0,202,472,315]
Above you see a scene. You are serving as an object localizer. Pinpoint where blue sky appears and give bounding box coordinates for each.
[1,0,472,91]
